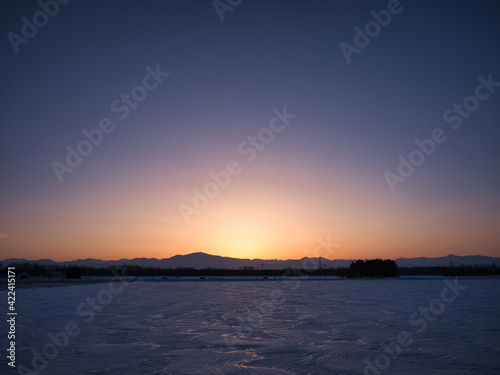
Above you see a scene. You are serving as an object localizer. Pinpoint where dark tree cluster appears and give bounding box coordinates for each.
[65,266,82,279]
[347,259,399,278]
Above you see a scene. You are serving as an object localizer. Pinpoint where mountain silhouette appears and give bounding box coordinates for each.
[2,253,499,269]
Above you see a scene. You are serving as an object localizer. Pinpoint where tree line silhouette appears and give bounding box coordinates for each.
[346,259,398,278]
[1,260,498,278]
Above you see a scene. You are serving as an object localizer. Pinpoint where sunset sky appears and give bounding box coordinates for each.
[1,0,499,262]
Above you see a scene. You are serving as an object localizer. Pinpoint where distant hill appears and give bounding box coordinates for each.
[394,254,500,267]
[2,253,499,269]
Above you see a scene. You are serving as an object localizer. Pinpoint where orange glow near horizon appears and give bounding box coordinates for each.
[3,155,500,262]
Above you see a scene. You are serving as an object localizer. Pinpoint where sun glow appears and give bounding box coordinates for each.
[205,219,277,259]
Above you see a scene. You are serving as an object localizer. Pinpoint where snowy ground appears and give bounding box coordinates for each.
[3,277,499,374]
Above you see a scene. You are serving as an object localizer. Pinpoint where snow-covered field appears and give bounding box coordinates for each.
[4,277,500,374]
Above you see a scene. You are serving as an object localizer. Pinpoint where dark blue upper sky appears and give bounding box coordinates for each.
[1,0,499,260]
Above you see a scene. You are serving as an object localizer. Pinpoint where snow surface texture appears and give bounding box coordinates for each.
[3,278,500,374]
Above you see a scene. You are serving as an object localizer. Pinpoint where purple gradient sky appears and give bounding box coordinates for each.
[0,0,499,261]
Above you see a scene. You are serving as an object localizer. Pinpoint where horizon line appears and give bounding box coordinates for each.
[2,252,499,264]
